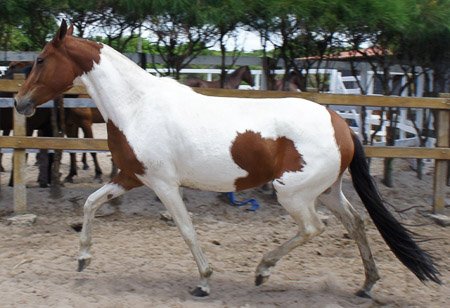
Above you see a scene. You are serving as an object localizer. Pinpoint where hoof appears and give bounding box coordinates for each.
[94,176,103,184]
[64,177,74,183]
[190,286,209,297]
[355,289,372,299]
[78,258,91,272]
[260,183,271,191]
[255,274,269,286]
[83,165,89,170]
[216,193,230,204]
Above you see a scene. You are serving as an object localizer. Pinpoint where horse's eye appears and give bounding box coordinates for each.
[36,58,44,65]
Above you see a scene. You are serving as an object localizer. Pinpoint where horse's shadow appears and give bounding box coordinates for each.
[70,270,406,307]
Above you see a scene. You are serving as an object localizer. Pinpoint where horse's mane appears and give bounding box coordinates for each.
[228,66,249,78]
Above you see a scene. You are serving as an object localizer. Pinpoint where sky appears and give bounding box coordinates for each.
[60,15,270,52]
[82,21,276,53]
[210,29,276,52]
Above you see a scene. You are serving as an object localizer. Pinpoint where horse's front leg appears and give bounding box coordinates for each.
[150,180,213,297]
[78,182,127,271]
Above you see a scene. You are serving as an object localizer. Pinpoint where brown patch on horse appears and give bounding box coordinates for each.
[107,121,145,190]
[327,109,354,175]
[230,131,304,191]
[65,37,102,75]
[51,20,102,75]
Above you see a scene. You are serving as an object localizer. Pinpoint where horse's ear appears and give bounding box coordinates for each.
[52,19,68,47]
[67,23,74,36]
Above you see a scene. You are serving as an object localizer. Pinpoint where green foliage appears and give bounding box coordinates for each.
[0,0,62,50]
[0,0,448,86]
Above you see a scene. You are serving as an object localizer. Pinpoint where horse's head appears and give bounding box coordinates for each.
[15,20,101,116]
[242,66,255,87]
[288,71,304,92]
[3,61,34,80]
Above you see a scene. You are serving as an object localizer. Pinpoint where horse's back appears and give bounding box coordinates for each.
[134,94,343,193]
[185,78,206,88]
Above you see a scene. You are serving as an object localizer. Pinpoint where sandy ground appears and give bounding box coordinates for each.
[0,124,449,307]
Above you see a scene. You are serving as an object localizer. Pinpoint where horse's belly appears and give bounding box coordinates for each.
[180,178,236,192]
[178,158,247,192]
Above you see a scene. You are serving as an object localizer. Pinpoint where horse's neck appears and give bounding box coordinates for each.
[78,45,157,125]
[224,67,244,88]
[289,75,301,91]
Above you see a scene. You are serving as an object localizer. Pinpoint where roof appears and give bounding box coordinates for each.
[299,47,392,61]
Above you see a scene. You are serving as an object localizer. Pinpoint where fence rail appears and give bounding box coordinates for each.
[1,136,449,160]
[0,81,449,215]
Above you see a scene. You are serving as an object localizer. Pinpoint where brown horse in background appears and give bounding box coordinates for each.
[185,66,254,89]
[64,106,117,182]
[268,71,305,91]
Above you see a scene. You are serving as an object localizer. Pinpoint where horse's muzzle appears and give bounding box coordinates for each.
[14,95,36,117]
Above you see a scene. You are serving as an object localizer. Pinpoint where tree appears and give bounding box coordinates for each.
[395,0,450,95]
[0,0,62,51]
[62,0,103,38]
[206,0,246,87]
[394,0,450,179]
[246,0,346,91]
[143,1,217,79]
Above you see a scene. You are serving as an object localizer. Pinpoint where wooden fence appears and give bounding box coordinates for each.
[0,78,449,215]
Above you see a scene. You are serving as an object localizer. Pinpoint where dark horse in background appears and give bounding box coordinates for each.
[0,62,54,187]
[185,65,254,89]
[64,106,115,183]
[268,70,305,92]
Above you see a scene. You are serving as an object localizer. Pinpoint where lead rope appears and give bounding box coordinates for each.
[226,192,260,211]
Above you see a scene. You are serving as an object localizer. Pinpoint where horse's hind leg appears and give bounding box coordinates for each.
[37,149,50,188]
[82,124,103,182]
[110,160,118,179]
[90,152,103,182]
[0,129,11,172]
[65,152,78,183]
[0,152,4,172]
[0,133,6,172]
[255,192,324,286]
[81,153,88,170]
[319,177,380,298]
[65,122,78,183]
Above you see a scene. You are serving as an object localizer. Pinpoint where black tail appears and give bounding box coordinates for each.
[349,134,441,284]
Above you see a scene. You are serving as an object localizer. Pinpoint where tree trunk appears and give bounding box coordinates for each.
[220,35,227,89]
[383,107,397,187]
[383,158,394,187]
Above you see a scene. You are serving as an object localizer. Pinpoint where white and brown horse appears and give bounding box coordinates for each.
[15,21,440,298]
[185,65,254,89]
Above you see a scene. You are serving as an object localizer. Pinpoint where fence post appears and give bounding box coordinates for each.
[13,104,27,213]
[433,107,449,214]
[10,73,27,213]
